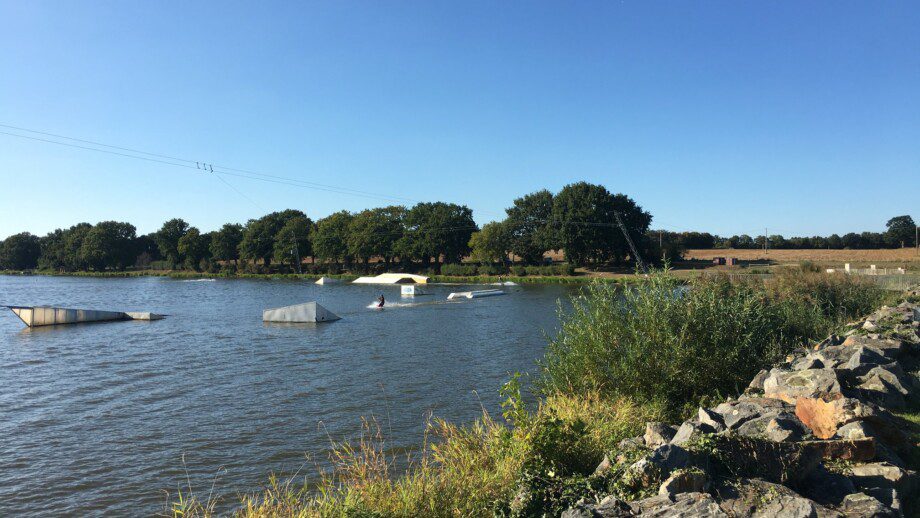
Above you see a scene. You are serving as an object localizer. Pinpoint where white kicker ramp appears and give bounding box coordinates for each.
[262,302,341,323]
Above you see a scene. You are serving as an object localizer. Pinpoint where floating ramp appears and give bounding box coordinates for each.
[262,302,341,323]
[4,306,165,327]
[314,277,340,285]
[352,273,429,285]
[447,289,505,300]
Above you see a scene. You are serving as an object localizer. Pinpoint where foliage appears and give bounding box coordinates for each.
[178,227,211,271]
[155,218,190,267]
[886,215,917,248]
[239,210,307,266]
[396,202,477,267]
[551,182,651,267]
[312,211,354,264]
[347,206,404,265]
[505,190,555,264]
[210,223,244,264]
[540,268,886,416]
[468,221,510,264]
[79,221,137,271]
[0,232,41,270]
[272,217,312,269]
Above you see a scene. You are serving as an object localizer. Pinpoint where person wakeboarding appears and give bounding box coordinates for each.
[377,294,385,308]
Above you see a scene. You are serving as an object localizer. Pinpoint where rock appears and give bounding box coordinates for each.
[715,478,825,517]
[707,435,821,485]
[631,492,727,517]
[593,454,613,476]
[714,397,793,430]
[799,464,856,506]
[856,364,912,410]
[863,320,879,331]
[763,368,841,404]
[838,492,897,517]
[792,356,825,371]
[560,506,593,518]
[618,435,644,451]
[848,462,916,495]
[650,444,690,473]
[747,369,770,392]
[794,393,875,439]
[564,496,633,518]
[840,336,907,359]
[764,415,807,442]
[658,469,708,496]
[670,421,702,446]
[862,488,902,514]
[645,422,677,448]
[812,345,860,369]
[842,346,890,376]
[624,457,663,489]
[698,408,726,432]
[835,421,873,441]
[799,438,876,462]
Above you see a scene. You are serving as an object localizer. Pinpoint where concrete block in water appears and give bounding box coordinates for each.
[262,302,340,323]
[5,306,165,327]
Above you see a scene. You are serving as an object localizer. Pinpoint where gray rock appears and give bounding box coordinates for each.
[618,435,645,451]
[593,496,633,517]
[650,444,690,473]
[747,369,770,392]
[863,488,902,514]
[698,407,726,432]
[593,454,613,476]
[812,345,859,369]
[715,478,824,518]
[843,346,890,376]
[838,492,897,517]
[840,336,907,359]
[835,421,873,441]
[624,457,663,489]
[792,356,825,371]
[763,368,841,403]
[848,462,916,495]
[799,464,856,506]
[658,469,707,496]
[714,397,793,430]
[631,492,727,517]
[670,421,701,446]
[764,415,807,442]
[856,364,913,409]
[645,422,677,448]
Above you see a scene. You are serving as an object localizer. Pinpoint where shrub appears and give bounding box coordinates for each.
[477,264,505,276]
[539,269,886,417]
[440,263,479,276]
[511,265,527,276]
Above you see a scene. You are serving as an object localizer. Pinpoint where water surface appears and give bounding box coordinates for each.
[0,275,575,515]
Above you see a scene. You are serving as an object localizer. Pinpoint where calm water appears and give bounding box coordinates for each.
[0,275,576,516]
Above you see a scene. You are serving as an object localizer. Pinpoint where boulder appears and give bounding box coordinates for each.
[794,393,874,439]
[799,438,876,462]
[715,478,825,517]
[645,422,677,448]
[835,421,874,441]
[840,336,906,359]
[698,408,726,432]
[631,492,727,517]
[670,421,703,446]
[798,463,856,506]
[714,397,794,430]
[855,364,913,410]
[848,462,916,495]
[842,346,891,376]
[812,345,860,369]
[649,444,690,473]
[623,457,663,489]
[707,435,821,485]
[792,356,825,371]
[763,369,841,404]
[838,492,897,517]
[734,412,806,442]
[658,469,708,496]
[747,369,770,392]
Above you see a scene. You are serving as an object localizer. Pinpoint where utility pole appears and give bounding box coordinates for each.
[613,211,649,274]
[764,227,769,254]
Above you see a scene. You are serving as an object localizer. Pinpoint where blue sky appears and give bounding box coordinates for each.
[1,1,917,239]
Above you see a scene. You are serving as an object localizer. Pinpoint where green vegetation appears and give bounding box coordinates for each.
[164,269,893,517]
[541,267,888,416]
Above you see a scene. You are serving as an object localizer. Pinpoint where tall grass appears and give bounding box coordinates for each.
[539,268,887,416]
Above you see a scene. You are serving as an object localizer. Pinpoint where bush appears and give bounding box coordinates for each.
[149,260,171,271]
[539,269,886,417]
[440,263,479,276]
[511,265,527,276]
[477,264,505,276]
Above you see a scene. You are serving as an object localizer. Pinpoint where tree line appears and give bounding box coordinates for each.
[0,182,653,273]
[653,215,917,252]
[1,185,913,273]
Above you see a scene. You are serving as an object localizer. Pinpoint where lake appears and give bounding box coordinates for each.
[0,275,578,516]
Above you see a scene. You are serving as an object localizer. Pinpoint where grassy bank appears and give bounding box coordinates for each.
[165,266,899,517]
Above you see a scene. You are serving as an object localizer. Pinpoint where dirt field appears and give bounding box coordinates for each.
[684,248,920,269]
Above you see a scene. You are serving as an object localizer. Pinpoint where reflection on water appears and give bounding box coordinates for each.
[0,275,575,515]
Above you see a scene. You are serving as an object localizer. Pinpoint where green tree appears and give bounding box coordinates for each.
[468,221,510,264]
[312,211,354,265]
[155,218,190,267]
[397,202,477,267]
[273,217,312,270]
[551,182,651,266]
[239,210,307,266]
[505,189,554,264]
[885,215,916,248]
[210,223,244,265]
[177,227,211,271]
[347,206,405,266]
[0,232,41,270]
[79,221,137,270]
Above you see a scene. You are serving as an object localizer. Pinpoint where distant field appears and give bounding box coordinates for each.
[685,248,920,266]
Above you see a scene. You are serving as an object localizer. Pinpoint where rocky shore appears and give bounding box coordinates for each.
[564,291,920,517]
